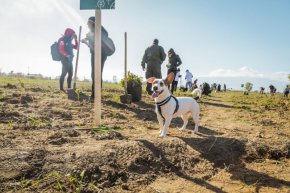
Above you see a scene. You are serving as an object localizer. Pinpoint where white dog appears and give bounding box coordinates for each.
[147,72,201,137]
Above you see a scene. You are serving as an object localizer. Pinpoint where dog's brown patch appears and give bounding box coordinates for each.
[164,72,175,85]
[153,80,159,84]
[147,77,156,84]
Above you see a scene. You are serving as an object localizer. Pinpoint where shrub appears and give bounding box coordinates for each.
[120,72,142,88]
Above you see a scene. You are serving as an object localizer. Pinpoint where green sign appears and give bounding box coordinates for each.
[80,0,115,10]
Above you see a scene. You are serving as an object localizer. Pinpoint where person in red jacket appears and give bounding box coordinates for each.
[58,28,78,93]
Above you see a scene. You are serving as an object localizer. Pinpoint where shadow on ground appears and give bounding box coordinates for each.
[179,136,290,192]
[138,139,227,193]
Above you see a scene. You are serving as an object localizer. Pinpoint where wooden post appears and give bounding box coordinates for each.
[94,9,102,126]
[73,26,82,90]
[124,32,127,94]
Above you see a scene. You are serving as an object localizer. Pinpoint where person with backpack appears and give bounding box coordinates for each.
[172,68,181,93]
[58,28,78,93]
[166,48,182,93]
[81,16,115,100]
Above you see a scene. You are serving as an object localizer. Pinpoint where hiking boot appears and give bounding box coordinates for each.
[60,89,67,94]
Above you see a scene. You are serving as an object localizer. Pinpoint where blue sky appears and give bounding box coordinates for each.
[0,0,289,88]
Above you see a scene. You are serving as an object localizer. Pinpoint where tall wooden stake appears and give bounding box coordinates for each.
[124,32,127,94]
[94,9,102,126]
[73,26,82,90]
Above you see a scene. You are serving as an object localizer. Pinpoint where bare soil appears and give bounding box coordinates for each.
[0,80,289,193]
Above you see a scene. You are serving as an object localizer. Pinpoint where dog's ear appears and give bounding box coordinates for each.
[164,72,174,85]
[147,77,156,84]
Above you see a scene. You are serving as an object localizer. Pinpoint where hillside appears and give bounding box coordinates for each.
[0,77,289,193]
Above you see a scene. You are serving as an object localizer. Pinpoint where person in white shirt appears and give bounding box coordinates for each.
[171,68,181,94]
[185,69,193,91]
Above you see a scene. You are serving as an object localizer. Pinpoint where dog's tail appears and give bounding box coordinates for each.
[191,88,202,100]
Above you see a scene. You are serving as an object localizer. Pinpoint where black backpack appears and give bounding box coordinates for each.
[50,41,61,61]
[101,33,115,56]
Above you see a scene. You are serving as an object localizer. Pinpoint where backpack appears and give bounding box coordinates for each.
[50,41,61,61]
[101,34,115,56]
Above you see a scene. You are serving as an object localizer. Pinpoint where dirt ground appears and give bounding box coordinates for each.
[0,78,289,193]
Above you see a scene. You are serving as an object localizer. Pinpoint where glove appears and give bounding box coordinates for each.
[66,55,73,62]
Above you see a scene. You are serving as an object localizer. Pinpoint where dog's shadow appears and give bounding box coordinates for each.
[178,135,290,192]
[104,100,289,191]
[137,139,228,193]
[137,134,290,193]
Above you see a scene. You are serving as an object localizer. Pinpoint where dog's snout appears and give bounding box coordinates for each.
[153,86,158,91]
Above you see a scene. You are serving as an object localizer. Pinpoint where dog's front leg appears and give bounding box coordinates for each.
[157,114,164,134]
[160,117,172,137]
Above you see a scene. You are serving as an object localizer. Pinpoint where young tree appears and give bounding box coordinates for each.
[243,82,253,95]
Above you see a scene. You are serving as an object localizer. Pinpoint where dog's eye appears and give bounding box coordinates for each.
[160,82,164,87]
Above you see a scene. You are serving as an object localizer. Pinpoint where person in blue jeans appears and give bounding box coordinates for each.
[185,69,193,91]
[58,28,78,93]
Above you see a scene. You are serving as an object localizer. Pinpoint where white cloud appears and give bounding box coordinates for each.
[206,66,264,78]
[202,66,289,82]
[269,72,290,82]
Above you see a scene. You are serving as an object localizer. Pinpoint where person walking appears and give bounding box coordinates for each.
[171,68,181,93]
[284,85,289,97]
[141,39,166,95]
[166,48,182,93]
[185,69,193,91]
[81,17,115,99]
[58,28,78,93]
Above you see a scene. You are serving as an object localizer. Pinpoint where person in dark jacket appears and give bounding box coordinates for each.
[166,49,182,75]
[172,68,181,93]
[141,39,166,95]
[58,28,78,93]
[166,48,182,93]
[81,16,114,99]
[284,85,289,97]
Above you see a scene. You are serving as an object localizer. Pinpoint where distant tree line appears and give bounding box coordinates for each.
[0,70,51,80]
[0,69,117,83]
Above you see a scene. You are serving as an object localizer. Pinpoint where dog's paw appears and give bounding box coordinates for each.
[179,127,185,131]
[160,131,167,137]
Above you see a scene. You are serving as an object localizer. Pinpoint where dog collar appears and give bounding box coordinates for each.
[156,95,171,106]
[155,95,179,122]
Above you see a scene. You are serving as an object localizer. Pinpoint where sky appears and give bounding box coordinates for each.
[0,0,289,90]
